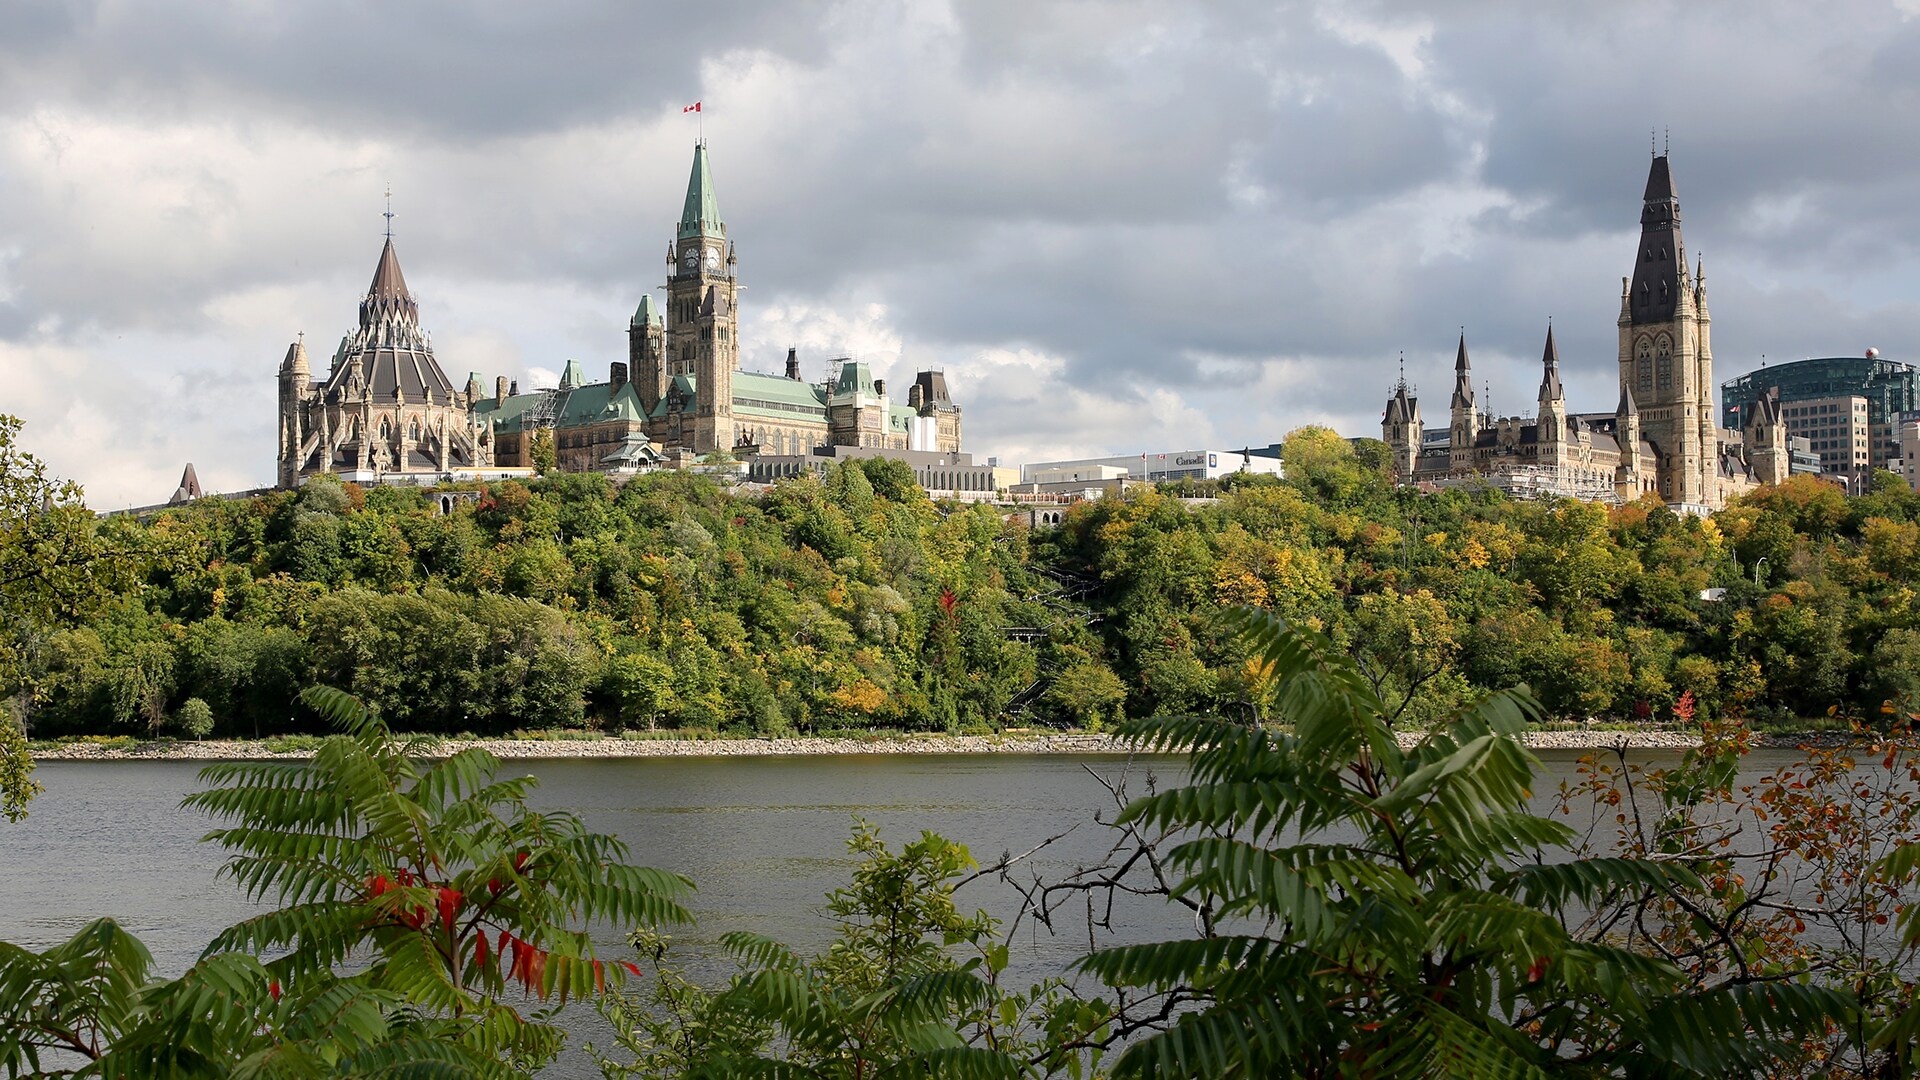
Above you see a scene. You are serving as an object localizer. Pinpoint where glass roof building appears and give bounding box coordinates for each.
[1720,354,1919,472]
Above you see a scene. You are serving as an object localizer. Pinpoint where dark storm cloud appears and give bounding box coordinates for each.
[0,1,835,138]
[8,0,1920,505]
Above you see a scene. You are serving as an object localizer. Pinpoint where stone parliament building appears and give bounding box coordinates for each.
[1381,155,1789,513]
[277,143,963,490]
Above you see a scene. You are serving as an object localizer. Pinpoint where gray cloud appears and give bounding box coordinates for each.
[4,0,1920,506]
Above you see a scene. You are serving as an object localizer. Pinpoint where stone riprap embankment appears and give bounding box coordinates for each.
[34,728,1705,761]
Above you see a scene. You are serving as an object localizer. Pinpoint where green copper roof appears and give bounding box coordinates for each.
[651,375,699,420]
[471,390,546,432]
[474,378,654,434]
[678,142,724,240]
[605,380,647,423]
[734,371,829,420]
[831,361,876,399]
[560,358,587,390]
[632,294,661,328]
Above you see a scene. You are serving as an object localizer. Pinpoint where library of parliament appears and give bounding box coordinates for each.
[274,143,962,489]
[1380,155,1788,513]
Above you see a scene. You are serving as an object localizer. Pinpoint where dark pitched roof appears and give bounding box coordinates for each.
[320,237,456,404]
[1630,154,1687,326]
[169,463,202,504]
[1451,334,1474,409]
[1643,155,1676,202]
[1538,326,1564,400]
[914,370,956,409]
[1618,381,1639,416]
[368,236,409,300]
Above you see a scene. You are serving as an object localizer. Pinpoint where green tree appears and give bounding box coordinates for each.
[1081,608,1851,1076]
[175,696,215,740]
[529,429,557,476]
[1046,657,1128,729]
[602,651,678,729]
[596,822,1106,1079]
[1,415,129,817]
[0,686,695,1074]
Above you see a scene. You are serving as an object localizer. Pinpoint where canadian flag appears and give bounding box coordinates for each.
[683,102,702,113]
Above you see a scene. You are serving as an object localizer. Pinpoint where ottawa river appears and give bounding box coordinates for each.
[0,748,1807,1075]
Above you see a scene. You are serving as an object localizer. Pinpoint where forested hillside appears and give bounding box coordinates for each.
[11,425,1920,738]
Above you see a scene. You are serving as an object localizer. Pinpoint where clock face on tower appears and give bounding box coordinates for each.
[703,247,720,272]
[680,246,700,271]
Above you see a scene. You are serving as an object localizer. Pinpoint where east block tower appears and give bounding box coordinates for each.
[1618,155,1717,511]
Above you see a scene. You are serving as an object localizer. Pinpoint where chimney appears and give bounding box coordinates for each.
[874,379,886,398]
[610,361,629,394]
[509,380,519,396]
[785,346,801,381]
[495,376,509,406]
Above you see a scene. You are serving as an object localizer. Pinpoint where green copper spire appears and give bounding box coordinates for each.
[632,293,660,327]
[677,141,723,240]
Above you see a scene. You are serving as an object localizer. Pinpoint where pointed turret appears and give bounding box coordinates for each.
[678,142,724,240]
[1643,155,1676,203]
[1448,334,1479,471]
[368,236,408,297]
[169,464,203,505]
[360,236,419,327]
[1538,326,1564,401]
[1449,334,1475,409]
[1382,372,1421,481]
[560,358,586,391]
[1617,381,1639,417]
[1629,155,1687,325]
[632,293,660,328]
[282,337,309,378]
[1385,389,1407,425]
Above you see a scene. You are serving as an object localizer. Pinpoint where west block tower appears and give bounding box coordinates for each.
[1618,155,1716,510]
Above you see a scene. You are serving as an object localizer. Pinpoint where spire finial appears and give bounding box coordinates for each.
[383,183,394,239]
[1651,128,1656,157]
[297,330,304,345]
[1663,127,1670,156]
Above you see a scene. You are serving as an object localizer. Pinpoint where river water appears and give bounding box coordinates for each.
[0,748,1809,1075]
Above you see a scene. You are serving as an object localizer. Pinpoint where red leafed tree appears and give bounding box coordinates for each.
[1560,709,1920,1076]
[179,686,695,1066]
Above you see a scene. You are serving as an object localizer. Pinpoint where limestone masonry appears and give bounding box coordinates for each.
[1381,155,1789,513]
[277,142,963,490]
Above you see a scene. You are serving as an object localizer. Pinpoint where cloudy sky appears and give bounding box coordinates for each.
[6,0,1920,507]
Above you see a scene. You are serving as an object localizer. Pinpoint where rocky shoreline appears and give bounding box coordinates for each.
[32,727,1715,762]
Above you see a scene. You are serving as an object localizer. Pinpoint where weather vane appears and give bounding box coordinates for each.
[383,183,395,238]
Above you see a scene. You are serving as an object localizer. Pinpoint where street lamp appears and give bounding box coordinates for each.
[1754,557,1769,586]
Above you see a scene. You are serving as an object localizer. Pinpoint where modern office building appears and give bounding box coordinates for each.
[1897,412,1920,485]
[1719,353,1919,477]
